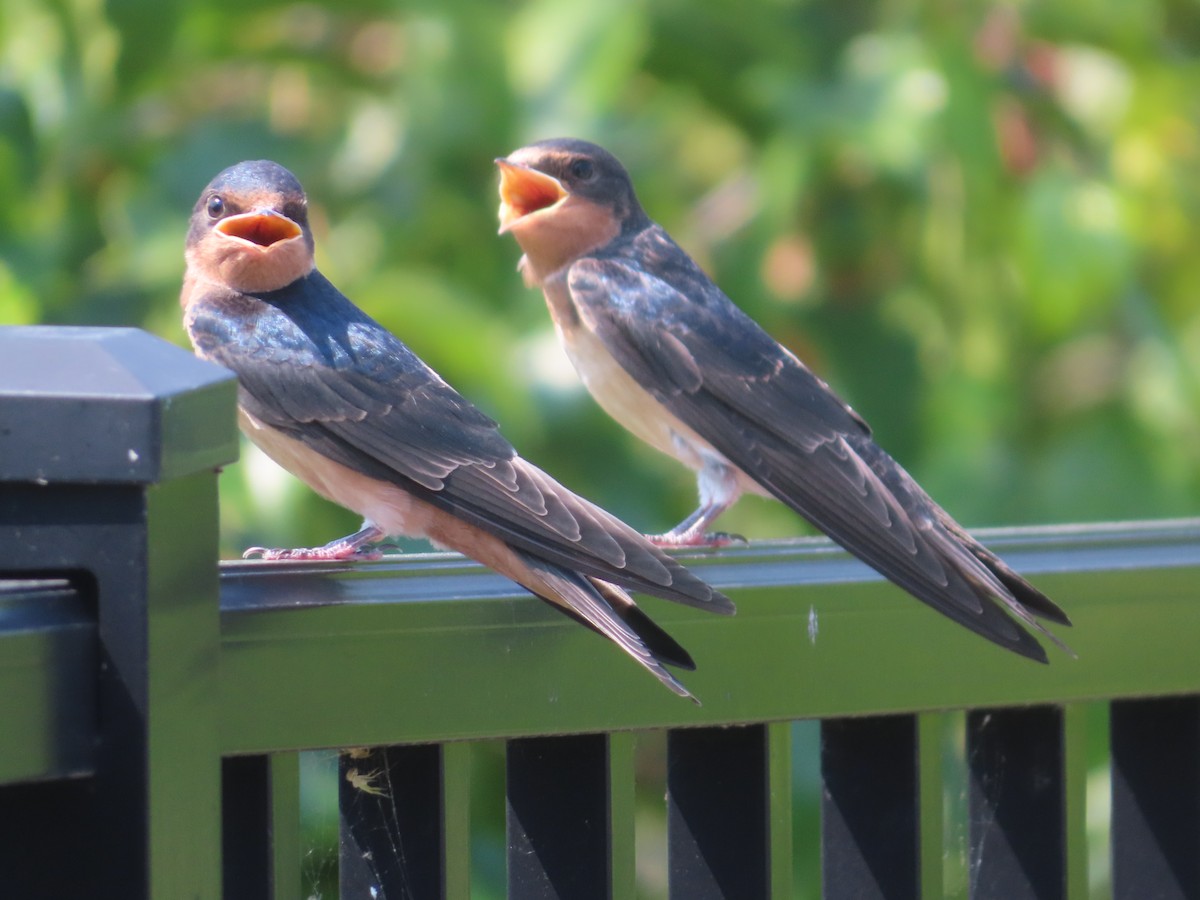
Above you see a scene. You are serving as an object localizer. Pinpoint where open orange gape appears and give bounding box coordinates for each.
[215,211,303,248]
[495,160,567,233]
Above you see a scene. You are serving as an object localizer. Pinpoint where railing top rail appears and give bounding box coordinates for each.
[215,518,1200,753]
[4,518,1198,777]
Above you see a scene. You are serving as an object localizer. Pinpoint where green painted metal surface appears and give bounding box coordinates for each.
[216,520,1200,754]
[766,721,794,899]
[1063,704,1090,900]
[3,519,1196,780]
[441,741,473,900]
[0,579,95,784]
[605,732,637,900]
[267,753,303,900]
[144,456,226,898]
[916,713,944,900]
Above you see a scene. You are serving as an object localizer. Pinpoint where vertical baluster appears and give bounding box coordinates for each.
[821,714,933,900]
[667,723,791,899]
[507,733,630,900]
[339,744,455,899]
[967,705,1078,900]
[1111,696,1200,899]
[223,753,302,900]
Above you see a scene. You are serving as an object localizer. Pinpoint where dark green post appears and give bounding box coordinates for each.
[0,326,237,897]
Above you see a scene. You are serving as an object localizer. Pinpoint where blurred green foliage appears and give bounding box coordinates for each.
[3,0,1197,554]
[3,0,1198,896]
[2,0,1200,549]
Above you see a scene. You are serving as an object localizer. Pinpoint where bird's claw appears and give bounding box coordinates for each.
[242,544,384,562]
[646,530,748,550]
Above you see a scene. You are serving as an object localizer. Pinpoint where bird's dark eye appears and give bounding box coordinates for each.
[569,158,594,181]
[206,195,225,218]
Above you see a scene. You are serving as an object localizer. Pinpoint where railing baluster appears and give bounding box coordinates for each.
[1111,696,1200,899]
[222,753,302,900]
[223,756,272,899]
[667,723,783,899]
[821,713,932,900]
[506,732,629,900]
[768,722,795,899]
[0,778,102,898]
[268,753,304,900]
[608,731,638,899]
[918,714,946,900]
[339,744,453,899]
[966,705,1079,899]
[442,742,473,900]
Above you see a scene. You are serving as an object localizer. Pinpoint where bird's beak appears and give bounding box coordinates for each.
[496,159,568,234]
[216,209,303,249]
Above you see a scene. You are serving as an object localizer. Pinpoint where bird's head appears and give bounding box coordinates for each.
[496,138,647,282]
[184,160,315,297]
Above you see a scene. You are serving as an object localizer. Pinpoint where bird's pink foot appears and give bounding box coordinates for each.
[243,543,384,562]
[243,524,388,561]
[646,530,747,550]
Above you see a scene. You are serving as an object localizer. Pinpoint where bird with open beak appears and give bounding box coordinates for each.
[181,159,734,700]
[496,138,1071,663]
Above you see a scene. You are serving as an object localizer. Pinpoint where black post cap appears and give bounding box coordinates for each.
[0,326,238,484]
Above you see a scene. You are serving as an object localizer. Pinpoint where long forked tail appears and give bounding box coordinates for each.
[515,550,699,702]
[752,428,1072,661]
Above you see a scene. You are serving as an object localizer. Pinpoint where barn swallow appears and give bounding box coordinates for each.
[181,159,735,700]
[496,138,1071,662]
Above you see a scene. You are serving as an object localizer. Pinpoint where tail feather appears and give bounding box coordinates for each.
[515,550,699,702]
[969,542,1073,627]
[592,578,696,670]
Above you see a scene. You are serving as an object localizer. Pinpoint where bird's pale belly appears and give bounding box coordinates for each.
[561,323,705,463]
[236,410,580,600]
[541,276,765,498]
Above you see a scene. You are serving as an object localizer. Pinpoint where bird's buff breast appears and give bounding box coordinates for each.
[237,408,435,539]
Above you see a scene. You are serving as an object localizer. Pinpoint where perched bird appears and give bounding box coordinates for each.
[181,159,734,700]
[496,138,1071,662]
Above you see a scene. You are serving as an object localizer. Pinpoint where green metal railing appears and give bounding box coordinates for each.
[2,325,1199,899]
[217,518,1200,747]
